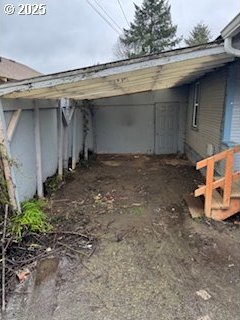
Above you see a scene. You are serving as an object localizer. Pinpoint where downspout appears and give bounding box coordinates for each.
[224,37,240,57]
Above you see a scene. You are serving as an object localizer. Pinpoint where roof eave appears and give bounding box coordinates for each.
[221,13,240,38]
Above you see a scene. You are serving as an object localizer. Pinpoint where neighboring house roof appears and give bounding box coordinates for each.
[0,42,235,101]
[0,57,41,83]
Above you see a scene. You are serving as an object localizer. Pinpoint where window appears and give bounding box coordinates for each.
[192,82,200,128]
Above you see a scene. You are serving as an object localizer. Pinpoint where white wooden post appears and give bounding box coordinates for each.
[34,104,43,198]
[61,101,75,169]
[0,101,20,210]
[63,125,69,169]
[58,106,63,177]
[72,109,77,170]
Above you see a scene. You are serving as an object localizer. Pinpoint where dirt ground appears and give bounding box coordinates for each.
[4,155,240,320]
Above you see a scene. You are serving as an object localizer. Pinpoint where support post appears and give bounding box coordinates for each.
[223,149,234,207]
[34,104,43,198]
[204,158,214,217]
[63,125,69,169]
[58,106,63,177]
[72,109,77,170]
[0,101,20,210]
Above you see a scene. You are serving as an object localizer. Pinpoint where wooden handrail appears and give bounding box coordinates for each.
[195,172,240,197]
[196,145,240,170]
[195,146,240,217]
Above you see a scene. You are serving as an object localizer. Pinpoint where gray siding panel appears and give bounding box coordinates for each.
[3,99,59,201]
[40,108,58,181]
[10,110,37,202]
[185,67,227,160]
[94,105,155,154]
[93,88,188,154]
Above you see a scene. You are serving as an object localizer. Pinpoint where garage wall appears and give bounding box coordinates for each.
[185,67,227,163]
[93,105,154,154]
[93,87,188,154]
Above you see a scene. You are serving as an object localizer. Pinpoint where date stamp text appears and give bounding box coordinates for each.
[4,3,47,15]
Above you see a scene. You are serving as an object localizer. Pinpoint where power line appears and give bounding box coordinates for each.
[86,0,121,35]
[116,0,130,27]
[93,0,123,33]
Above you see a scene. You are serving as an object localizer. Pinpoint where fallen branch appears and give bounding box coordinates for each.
[2,204,8,313]
[57,241,88,257]
[48,230,94,239]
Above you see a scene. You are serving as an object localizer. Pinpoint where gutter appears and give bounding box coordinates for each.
[224,37,240,57]
[221,13,240,57]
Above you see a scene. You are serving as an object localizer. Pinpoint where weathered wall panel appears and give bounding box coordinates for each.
[40,108,58,181]
[185,67,227,162]
[5,108,37,202]
[94,105,155,154]
[93,88,188,154]
[2,98,86,202]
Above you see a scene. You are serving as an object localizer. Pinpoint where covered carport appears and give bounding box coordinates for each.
[0,42,234,210]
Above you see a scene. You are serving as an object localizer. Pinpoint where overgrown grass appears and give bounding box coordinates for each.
[10,199,52,240]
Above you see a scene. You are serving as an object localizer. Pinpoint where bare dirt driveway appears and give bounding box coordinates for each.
[4,156,240,320]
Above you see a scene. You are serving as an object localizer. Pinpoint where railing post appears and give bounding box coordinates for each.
[223,149,234,207]
[205,158,214,217]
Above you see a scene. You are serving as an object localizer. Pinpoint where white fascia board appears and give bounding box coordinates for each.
[221,13,240,38]
[0,45,227,98]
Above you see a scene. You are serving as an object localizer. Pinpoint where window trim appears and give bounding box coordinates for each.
[192,82,200,129]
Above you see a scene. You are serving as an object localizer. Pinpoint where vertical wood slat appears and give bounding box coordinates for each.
[58,107,63,177]
[204,158,214,217]
[34,106,43,198]
[72,109,77,170]
[63,125,69,169]
[223,149,234,207]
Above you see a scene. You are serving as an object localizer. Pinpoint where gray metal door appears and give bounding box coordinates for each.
[155,103,179,154]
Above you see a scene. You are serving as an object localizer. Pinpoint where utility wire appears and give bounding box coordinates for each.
[86,0,121,35]
[93,0,123,33]
[116,0,130,27]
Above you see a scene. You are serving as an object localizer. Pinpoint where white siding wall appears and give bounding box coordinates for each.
[185,67,227,161]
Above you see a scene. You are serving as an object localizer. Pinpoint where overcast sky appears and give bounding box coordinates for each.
[0,0,239,74]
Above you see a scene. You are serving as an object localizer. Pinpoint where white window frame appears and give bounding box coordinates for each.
[192,82,200,128]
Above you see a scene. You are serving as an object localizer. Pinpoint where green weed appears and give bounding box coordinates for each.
[131,206,144,215]
[10,199,52,240]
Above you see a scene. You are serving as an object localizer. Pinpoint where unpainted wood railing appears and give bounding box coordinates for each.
[195,145,240,217]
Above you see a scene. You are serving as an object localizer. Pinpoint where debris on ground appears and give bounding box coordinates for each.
[0,230,97,305]
[196,289,212,301]
[3,155,240,319]
[16,268,30,283]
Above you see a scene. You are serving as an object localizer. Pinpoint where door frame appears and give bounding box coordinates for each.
[153,102,180,155]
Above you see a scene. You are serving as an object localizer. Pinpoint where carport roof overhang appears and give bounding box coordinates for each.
[0,42,235,101]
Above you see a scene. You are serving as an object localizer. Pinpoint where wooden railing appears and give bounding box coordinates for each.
[195,146,240,217]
